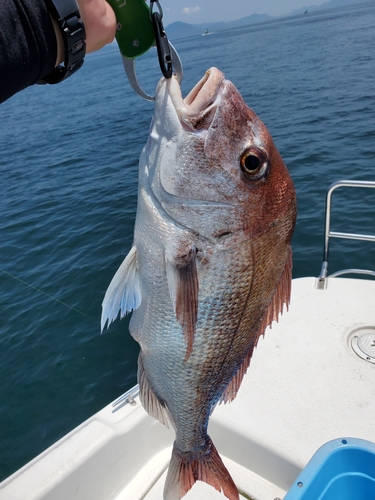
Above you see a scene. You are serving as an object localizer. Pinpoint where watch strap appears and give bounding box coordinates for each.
[38,0,86,84]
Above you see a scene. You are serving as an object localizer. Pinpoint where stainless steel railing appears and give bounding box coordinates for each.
[317,180,375,289]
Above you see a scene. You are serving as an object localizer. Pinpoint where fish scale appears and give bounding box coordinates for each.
[102,67,296,500]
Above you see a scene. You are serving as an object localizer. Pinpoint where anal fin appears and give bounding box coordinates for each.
[138,353,173,429]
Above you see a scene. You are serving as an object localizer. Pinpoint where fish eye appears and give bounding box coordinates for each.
[240,148,268,180]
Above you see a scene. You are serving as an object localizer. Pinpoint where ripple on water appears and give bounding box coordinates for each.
[0,1,374,481]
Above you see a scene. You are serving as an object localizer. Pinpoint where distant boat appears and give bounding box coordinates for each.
[304,9,308,14]
[202,28,211,36]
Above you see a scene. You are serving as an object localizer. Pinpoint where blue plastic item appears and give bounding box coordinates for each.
[284,437,375,500]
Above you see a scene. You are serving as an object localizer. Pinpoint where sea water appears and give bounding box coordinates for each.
[0,1,374,480]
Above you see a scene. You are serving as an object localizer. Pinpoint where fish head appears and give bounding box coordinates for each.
[147,67,296,243]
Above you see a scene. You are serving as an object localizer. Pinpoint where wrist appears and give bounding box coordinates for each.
[50,15,64,66]
[38,0,86,84]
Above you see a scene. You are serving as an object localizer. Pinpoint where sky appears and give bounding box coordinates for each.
[159,0,327,25]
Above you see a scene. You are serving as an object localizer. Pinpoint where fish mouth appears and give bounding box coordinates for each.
[167,67,225,131]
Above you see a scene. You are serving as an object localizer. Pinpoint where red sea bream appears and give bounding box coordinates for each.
[101,68,297,499]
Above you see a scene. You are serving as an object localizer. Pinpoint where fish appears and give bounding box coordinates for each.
[101,67,297,500]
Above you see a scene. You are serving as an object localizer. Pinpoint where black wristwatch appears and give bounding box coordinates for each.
[38,0,86,84]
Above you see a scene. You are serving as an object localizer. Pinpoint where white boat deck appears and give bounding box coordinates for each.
[1,276,375,500]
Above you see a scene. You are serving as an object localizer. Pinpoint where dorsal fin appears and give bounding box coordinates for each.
[101,246,142,331]
[219,246,293,404]
[166,247,199,361]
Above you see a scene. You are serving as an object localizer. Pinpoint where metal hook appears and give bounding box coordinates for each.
[121,42,183,101]
[122,57,154,101]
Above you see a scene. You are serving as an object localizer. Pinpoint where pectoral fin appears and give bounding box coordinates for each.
[101,246,141,331]
[166,246,199,361]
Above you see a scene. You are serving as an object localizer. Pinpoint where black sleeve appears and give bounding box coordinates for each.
[0,0,57,103]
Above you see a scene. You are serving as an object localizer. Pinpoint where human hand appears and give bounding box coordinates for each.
[53,0,117,65]
[76,0,117,53]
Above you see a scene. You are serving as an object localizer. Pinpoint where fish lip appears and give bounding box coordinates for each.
[166,68,225,130]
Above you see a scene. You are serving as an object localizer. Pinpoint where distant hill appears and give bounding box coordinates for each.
[165,21,202,40]
[166,14,272,41]
[166,0,367,41]
[289,0,368,16]
[193,13,272,32]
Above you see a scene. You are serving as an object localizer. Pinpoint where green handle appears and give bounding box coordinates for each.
[107,0,155,59]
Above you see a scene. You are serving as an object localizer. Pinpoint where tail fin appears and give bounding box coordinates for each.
[163,436,239,500]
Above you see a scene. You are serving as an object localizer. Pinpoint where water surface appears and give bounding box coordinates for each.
[0,1,374,480]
